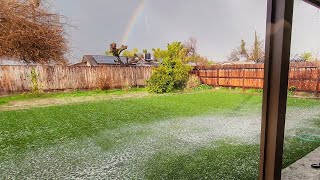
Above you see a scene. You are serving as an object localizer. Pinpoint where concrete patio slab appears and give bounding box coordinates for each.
[282,147,320,180]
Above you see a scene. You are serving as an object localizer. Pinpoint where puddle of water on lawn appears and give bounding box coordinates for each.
[0,106,319,179]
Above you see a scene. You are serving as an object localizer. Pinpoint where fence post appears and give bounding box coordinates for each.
[316,67,319,97]
[205,68,208,85]
[242,67,245,91]
[217,65,220,87]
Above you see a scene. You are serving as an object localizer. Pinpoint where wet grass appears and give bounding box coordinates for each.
[0,91,261,159]
[0,89,319,179]
[283,136,320,167]
[145,142,260,180]
[144,138,320,180]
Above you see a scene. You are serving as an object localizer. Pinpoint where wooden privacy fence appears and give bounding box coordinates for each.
[1,63,320,94]
[192,62,320,93]
[0,66,152,94]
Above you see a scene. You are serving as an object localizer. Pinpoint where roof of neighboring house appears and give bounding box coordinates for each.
[82,55,130,66]
[0,60,27,65]
[0,59,61,66]
[81,55,160,66]
[136,60,160,67]
[188,62,198,66]
[221,61,257,65]
[70,62,87,66]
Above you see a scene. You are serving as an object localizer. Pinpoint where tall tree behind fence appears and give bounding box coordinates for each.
[0,66,152,94]
[192,62,320,94]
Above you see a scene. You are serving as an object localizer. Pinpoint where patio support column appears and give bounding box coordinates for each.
[259,0,294,180]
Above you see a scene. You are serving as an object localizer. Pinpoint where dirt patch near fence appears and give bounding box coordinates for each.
[0,92,149,111]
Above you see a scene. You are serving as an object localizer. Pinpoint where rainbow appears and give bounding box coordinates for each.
[121,0,147,45]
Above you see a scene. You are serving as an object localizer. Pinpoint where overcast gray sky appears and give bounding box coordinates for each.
[48,0,320,63]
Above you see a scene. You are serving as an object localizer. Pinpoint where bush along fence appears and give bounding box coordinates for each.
[0,66,152,94]
[192,62,320,94]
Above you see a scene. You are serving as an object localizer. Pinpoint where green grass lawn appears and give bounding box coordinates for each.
[0,89,319,179]
[0,88,145,105]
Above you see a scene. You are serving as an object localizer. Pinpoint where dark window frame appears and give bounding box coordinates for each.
[259,0,319,179]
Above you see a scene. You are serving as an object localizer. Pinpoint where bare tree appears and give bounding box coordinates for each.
[183,37,200,65]
[181,37,212,66]
[228,48,241,62]
[184,37,198,57]
[30,0,41,8]
[109,43,142,66]
[0,0,68,64]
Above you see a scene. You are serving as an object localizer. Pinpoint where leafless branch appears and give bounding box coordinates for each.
[0,0,69,64]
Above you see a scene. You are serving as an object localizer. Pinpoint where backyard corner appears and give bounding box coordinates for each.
[0,89,319,179]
